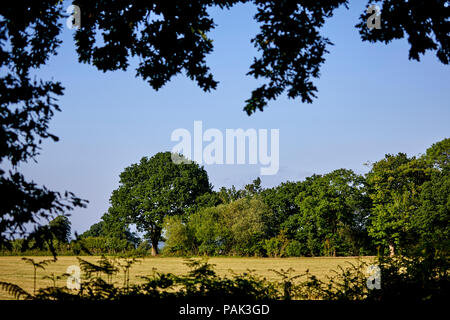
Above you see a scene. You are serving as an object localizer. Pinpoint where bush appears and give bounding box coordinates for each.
[79,237,134,255]
[134,240,152,256]
[264,231,289,257]
[366,253,450,301]
[264,237,284,257]
[285,240,304,257]
[162,198,273,256]
[162,216,192,255]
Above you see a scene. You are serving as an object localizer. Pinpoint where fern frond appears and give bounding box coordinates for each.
[0,281,32,300]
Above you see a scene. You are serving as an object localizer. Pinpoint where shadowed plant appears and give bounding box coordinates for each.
[269,268,303,300]
[117,257,141,291]
[42,272,69,288]
[21,257,56,295]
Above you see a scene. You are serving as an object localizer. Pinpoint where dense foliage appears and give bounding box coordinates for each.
[107,152,212,256]
[2,138,448,259]
[164,198,273,256]
[159,139,447,257]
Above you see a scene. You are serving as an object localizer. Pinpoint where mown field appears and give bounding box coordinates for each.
[0,256,375,300]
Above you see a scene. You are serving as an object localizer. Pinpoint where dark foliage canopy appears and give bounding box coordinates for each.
[72,0,449,113]
[0,1,87,248]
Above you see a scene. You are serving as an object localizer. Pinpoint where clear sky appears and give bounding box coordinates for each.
[18,2,450,236]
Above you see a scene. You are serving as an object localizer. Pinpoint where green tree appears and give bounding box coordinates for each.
[261,181,304,237]
[366,153,431,256]
[287,170,369,256]
[81,222,104,238]
[165,197,274,256]
[185,191,223,215]
[215,178,263,205]
[48,216,71,243]
[424,138,450,172]
[409,138,450,253]
[412,172,450,254]
[108,152,211,256]
[221,198,273,255]
[188,206,227,255]
[218,185,246,204]
[243,177,263,197]
[162,215,195,255]
[80,212,140,247]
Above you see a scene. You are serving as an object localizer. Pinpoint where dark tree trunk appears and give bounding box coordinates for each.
[151,237,159,256]
[149,226,161,256]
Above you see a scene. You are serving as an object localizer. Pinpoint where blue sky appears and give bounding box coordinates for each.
[18,2,450,236]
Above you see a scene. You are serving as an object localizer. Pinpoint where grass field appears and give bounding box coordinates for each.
[0,256,375,300]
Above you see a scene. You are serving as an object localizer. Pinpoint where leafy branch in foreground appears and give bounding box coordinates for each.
[1,1,88,250]
[71,1,449,114]
[77,256,118,283]
[269,268,303,300]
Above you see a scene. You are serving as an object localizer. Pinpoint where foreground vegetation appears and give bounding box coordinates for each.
[1,253,448,301]
[0,256,373,300]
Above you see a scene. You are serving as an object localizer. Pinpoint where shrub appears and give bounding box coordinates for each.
[264,231,289,257]
[78,237,134,255]
[162,216,188,255]
[285,240,304,257]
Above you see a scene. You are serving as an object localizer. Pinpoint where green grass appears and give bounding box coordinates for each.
[0,256,375,300]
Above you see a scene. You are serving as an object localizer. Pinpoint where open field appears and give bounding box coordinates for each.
[0,256,375,300]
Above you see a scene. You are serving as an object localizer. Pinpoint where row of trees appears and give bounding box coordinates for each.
[2,138,447,257]
[161,172,371,257]
[0,214,151,256]
[80,138,449,257]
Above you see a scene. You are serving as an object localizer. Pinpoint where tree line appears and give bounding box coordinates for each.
[72,138,448,258]
[2,138,447,257]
